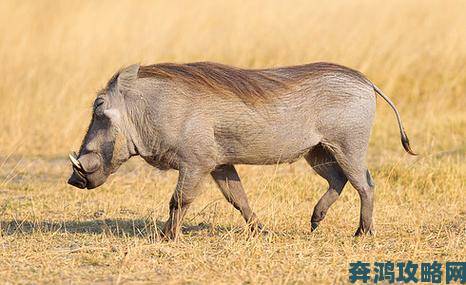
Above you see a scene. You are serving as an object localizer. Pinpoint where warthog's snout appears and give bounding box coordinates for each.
[67,152,103,189]
[68,169,87,189]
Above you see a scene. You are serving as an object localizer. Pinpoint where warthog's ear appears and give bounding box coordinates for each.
[117,64,140,93]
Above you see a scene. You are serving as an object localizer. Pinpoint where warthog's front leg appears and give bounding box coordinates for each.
[211,164,262,232]
[163,167,208,240]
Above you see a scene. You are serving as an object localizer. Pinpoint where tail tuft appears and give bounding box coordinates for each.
[401,132,417,156]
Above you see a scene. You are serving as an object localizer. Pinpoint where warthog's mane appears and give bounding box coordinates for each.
[136,62,369,103]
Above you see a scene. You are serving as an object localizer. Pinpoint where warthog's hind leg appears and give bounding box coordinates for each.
[331,146,375,236]
[211,164,262,233]
[350,169,375,236]
[305,144,348,232]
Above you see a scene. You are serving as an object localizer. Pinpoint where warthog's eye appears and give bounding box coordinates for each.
[94,98,104,108]
[94,98,105,115]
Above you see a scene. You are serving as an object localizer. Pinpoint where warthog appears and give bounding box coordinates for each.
[68,62,415,239]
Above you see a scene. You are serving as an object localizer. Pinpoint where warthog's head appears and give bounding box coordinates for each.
[68,65,139,189]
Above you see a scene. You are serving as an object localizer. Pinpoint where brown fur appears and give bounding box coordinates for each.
[137,62,369,103]
[138,62,289,102]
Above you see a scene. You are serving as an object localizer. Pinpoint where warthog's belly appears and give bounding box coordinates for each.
[214,116,321,165]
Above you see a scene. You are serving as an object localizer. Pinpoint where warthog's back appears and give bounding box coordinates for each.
[133,62,376,166]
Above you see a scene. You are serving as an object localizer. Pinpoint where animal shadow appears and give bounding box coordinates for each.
[0,219,237,239]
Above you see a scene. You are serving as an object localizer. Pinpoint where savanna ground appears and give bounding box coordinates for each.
[0,0,465,284]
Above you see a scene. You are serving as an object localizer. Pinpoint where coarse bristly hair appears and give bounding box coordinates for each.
[136,62,370,104]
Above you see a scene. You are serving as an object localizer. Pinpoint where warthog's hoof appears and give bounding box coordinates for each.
[249,222,267,235]
[311,222,319,232]
[161,224,179,241]
[354,227,374,237]
[161,232,175,241]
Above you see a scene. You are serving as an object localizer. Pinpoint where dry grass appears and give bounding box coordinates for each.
[0,0,465,284]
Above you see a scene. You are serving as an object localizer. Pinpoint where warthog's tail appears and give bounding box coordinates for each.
[373,84,417,155]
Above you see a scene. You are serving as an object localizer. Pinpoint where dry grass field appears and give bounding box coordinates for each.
[0,0,465,283]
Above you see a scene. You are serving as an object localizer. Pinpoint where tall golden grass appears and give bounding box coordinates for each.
[0,0,464,283]
[0,0,465,157]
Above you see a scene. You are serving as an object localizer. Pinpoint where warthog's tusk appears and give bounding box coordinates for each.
[69,152,83,170]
